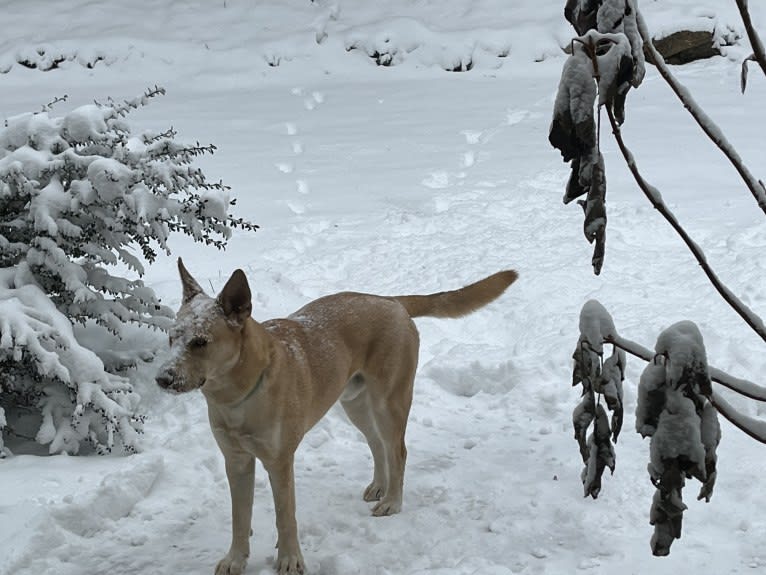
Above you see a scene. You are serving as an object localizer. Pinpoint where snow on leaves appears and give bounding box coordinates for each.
[571,300,624,498]
[0,266,141,456]
[0,87,257,455]
[0,87,257,332]
[550,0,644,274]
[572,301,722,556]
[637,321,720,556]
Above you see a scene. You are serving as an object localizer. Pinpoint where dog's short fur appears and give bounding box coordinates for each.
[156,260,517,575]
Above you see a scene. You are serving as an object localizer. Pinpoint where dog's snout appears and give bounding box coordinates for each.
[155,370,176,389]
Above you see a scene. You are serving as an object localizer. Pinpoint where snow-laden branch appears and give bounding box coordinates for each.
[735,0,766,81]
[603,103,766,345]
[0,265,141,454]
[574,302,723,555]
[605,333,766,443]
[636,9,766,215]
[710,392,766,444]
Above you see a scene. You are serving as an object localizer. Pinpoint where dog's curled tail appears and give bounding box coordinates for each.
[395,270,518,319]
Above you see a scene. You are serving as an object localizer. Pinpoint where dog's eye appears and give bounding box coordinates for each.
[190,337,208,349]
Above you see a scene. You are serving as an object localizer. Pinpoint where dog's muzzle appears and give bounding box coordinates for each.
[156,367,205,393]
[155,368,177,390]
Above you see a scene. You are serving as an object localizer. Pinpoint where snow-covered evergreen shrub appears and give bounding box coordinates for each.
[0,265,141,456]
[0,87,257,455]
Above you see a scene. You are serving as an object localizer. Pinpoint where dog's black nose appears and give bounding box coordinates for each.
[155,370,175,389]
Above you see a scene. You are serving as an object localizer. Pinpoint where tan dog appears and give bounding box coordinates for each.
[156,260,517,575]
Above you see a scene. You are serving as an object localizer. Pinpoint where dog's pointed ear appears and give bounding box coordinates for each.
[217,269,252,325]
[178,258,205,303]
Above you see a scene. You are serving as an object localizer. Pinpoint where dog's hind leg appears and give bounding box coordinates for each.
[364,329,419,517]
[340,382,388,503]
[367,376,414,517]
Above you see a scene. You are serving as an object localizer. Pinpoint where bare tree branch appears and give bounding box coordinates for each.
[604,334,766,443]
[710,392,766,444]
[603,103,766,345]
[735,0,766,78]
[636,10,766,215]
[607,334,766,401]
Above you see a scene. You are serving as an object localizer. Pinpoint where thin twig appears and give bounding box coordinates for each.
[710,392,766,444]
[636,10,766,215]
[605,334,766,443]
[735,0,766,78]
[603,104,766,344]
[607,334,766,401]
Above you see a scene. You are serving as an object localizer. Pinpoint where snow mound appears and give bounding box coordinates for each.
[0,44,118,73]
[424,345,519,397]
[3,455,163,575]
[344,19,511,72]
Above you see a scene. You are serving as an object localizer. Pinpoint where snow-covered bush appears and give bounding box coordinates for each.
[571,300,624,498]
[571,302,723,555]
[0,87,257,455]
[636,322,720,556]
[0,265,142,456]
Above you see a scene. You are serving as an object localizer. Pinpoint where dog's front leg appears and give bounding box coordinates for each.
[216,451,255,575]
[265,457,305,575]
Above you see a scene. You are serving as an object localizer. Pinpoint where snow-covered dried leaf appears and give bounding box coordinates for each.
[599,347,624,441]
[549,43,597,167]
[565,0,598,36]
[572,340,600,388]
[582,403,615,499]
[579,152,607,274]
[636,362,665,438]
[573,390,596,463]
[578,299,616,353]
[655,321,711,397]
[697,401,720,502]
[648,389,706,483]
[649,486,686,557]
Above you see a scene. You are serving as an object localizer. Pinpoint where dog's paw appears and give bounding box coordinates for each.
[215,551,248,575]
[371,497,402,517]
[363,483,383,502]
[276,551,305,575]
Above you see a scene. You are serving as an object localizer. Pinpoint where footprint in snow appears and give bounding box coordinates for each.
[285,199,307,215]
[276,162,293,174]
[296,180,310,195]
[285,122,297,136]
[461,130,483,145]
[303,91,325,111]
[506,109,529,125]
[422,171,451,189]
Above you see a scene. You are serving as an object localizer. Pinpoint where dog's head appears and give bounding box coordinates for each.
[155,258,253,394]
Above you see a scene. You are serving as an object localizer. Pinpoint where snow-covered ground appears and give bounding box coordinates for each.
[2,1,766,574]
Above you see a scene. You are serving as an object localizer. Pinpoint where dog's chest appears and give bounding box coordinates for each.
[208,403,282,460]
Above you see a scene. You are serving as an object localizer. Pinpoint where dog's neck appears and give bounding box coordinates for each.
[202,317,274,406]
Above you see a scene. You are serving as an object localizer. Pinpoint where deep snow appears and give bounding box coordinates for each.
[2,1,766,574]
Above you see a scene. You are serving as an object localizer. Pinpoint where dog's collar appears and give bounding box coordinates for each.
[237,370,266,404]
